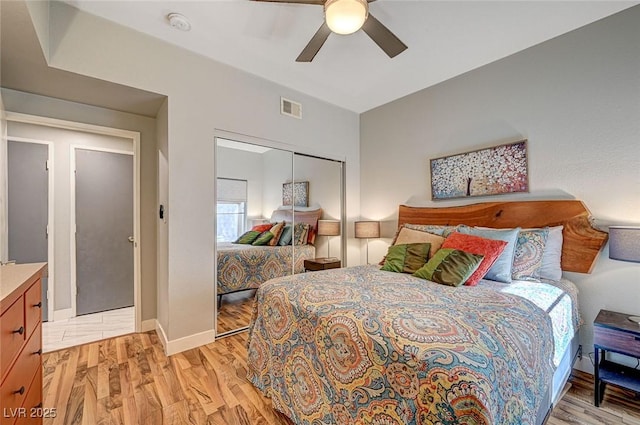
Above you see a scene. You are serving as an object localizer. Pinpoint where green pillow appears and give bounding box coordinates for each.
[252,231,274,246]
[413,248,484,287]
[381,243,431,274]
[235,230,261,244]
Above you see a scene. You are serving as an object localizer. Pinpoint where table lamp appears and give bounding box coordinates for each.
[317,219,341,259]
[355,220,380,264]
[608,226,640,323]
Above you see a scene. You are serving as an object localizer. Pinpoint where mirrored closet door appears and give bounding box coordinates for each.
[214,136,344,337]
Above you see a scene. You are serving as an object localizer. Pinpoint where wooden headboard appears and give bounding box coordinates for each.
[398,200,607,273]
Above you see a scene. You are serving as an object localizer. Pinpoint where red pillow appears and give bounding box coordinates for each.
[251,223,273,233]
[441,232,508,286]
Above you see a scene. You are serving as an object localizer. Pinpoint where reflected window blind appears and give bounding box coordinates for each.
[217,178,247,202]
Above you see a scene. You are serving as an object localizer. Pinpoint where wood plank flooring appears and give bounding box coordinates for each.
[42,331,640,425]
[216,292,254,335]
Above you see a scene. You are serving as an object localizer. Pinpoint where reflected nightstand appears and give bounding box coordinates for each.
[304,258,341,272]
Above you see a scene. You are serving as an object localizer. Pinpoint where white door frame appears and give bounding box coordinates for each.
[5,112,142,332]
[6,136,55,322]
[71,145,135,320]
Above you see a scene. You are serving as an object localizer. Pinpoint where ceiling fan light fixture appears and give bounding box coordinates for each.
[325,0,368,35]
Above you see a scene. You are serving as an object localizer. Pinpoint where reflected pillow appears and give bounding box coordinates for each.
[278,225,293,246]
[413,248,484,287]
[381,243,431,274]
[441,232,508,286]
[512,228,549,281]
[457,226,520,283]
[251,223,273,233]
[252,231,274,246]
[268,222,285,246]
[235,230,261,244]
[292,223,310,246]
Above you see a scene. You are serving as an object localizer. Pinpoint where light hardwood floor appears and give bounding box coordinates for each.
[42,331,640,425]
[216,292,254,334]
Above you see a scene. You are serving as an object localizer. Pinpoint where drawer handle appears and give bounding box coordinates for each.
[33,349,42,356]
[14,386,25,395]
[13,326,25,335]
[33,302,42,308]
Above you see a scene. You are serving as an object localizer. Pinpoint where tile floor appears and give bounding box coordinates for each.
[42,306,135,352]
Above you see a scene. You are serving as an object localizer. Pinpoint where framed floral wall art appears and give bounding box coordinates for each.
[430,140,529,200]
[282,181,309,207]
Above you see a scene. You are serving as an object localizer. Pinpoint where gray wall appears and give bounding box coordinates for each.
[40,1,360,348]
[3,89,158,323]
[360,7,640,373]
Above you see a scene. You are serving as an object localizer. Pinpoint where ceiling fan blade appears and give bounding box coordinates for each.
[361,13,407,58]
[252,0,325,5]
[296,22,331,62]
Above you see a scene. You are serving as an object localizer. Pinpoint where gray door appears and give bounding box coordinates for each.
[75,149,134,316]
[8,141,49,321]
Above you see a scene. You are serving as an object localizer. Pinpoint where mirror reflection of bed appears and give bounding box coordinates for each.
[215,136,344,336]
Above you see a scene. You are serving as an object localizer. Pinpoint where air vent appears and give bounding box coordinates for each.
[281,97,302,119]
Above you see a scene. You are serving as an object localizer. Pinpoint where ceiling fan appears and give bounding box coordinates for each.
[253,0,407,62]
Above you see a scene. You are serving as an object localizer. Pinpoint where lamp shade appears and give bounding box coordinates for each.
[355,221,380,239]
[325,0,368,35]
[317,220,341,236]
[609,226,640,263]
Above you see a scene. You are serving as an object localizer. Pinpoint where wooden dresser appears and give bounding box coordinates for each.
[1,263,47,425]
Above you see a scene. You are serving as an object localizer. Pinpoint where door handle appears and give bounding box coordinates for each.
[128,236,134,243]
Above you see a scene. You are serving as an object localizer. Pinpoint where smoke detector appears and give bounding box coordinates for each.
[167,13,191,32]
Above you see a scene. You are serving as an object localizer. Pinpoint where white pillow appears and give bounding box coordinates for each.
[538,225,563,280]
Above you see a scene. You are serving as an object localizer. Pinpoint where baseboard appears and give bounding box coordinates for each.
[140,319,156,332]
[155,321,215,356]
[52,308,73,321]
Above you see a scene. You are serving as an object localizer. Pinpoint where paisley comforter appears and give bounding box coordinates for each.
[247,265,559,425]
[217,243,315,295]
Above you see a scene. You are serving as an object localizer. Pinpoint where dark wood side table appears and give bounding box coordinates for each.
[304,258,341,272]
[593,309,640,407]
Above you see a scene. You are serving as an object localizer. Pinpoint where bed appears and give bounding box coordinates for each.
[247,200,607,425]
[216,208,322,305]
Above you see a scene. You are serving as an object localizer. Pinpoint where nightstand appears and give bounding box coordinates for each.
[593,309,640,407]
[304,258,341,272]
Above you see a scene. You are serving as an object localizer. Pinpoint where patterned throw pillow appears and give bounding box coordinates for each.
[235,230,261,244]
[413,248,484,287]
[457,226,520,283]
[441,232,508,286]
[292,223,310,246]
[404,224,460,238]
[512,228,549,280]
[268,222,285,246]
[278,225,293,246]
[380,243,431,274]
[252,231,274,246]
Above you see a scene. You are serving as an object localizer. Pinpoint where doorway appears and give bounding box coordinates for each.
[6,111,143,334]
[73,147,134,316]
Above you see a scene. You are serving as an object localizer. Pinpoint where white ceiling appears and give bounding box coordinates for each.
[62,1,637,113]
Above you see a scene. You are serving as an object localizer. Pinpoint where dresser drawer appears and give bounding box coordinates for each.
[0,326,41,425]
[594,325,640,358]
[25,279,42,338]
[14,367,43,425]
[1,298,26,380]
